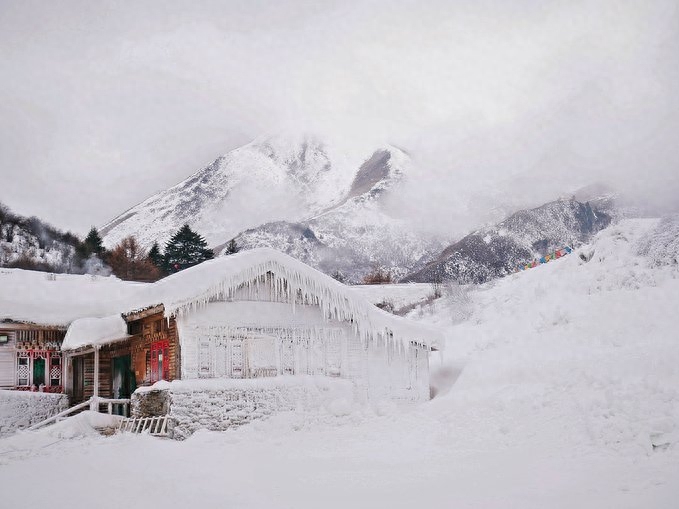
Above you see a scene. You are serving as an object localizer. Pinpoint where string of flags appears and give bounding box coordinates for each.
[516,246,572,272]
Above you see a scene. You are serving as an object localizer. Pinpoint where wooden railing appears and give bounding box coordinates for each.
[90,397,131,416]
[27,396,131,431]
[27,399,91,431]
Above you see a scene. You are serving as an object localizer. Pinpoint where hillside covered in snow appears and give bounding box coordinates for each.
[0,202,81,272]
[2,217,677,508]
[404,197,611,283]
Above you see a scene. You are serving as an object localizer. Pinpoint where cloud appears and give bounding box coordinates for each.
[0,0,677,235]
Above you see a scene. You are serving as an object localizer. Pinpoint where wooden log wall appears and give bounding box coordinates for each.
[128,311,180,387]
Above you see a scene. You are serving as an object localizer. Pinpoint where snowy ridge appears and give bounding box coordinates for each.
[404,198,611,283]
[101,135,444,283]
[100,135,366,249]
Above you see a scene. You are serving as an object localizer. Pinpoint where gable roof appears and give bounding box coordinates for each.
[3,249,443,351]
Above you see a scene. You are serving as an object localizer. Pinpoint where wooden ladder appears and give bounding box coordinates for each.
[118,415,170,437]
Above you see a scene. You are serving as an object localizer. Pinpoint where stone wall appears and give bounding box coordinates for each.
[131,376,354,440]
[0,390,69,437]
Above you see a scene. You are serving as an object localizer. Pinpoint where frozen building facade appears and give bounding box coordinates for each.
[1,250,439,431]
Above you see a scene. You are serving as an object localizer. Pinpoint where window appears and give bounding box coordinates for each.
[17,356,29,386]
[0,334,8,344]
[49,356,62,386]
[15,352,62,389]
[128,322,142,335]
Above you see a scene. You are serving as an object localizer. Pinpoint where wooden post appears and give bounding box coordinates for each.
[91,347,100,411]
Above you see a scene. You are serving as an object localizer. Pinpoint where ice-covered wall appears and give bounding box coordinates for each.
[131,377,354,439]
[177,299,430,402]
[0,390,68,437]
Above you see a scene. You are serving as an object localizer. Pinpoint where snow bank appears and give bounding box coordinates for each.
[132,376,354,439]
[426,218,679,456]
[62,314,129,351]
[0,390,68,437]
[636,214,679,268]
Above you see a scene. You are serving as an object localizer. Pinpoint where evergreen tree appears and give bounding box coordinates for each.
[76,226,105,267]
[83,227,104,256]
[148,241,163,268]
[224,238,240,255]
[163,224,214,272]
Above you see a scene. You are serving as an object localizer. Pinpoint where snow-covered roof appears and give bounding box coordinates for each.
[0,269,142,327]
[137,248,443,349]
[62,315,130,352]
[1,249,443,350]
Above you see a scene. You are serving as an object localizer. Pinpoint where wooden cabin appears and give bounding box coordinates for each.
[3,249,441,420]
[59,249,439,407]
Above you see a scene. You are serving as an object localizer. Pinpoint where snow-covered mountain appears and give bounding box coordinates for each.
[101,135,446,282]
[101,135,370,248]
[403,198,611,284]
[0,202,80,272]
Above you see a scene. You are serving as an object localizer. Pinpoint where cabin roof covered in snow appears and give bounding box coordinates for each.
[62,315,130,351]
[1,249,443,349]
[136,248,443,349]
[0,269,143,327]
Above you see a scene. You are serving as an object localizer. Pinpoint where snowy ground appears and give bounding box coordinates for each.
[1,218,678,508]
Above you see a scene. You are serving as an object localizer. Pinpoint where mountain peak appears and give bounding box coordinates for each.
[100,136,412,252]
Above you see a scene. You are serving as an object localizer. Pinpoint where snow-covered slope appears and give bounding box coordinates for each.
[404,198,611,283]
[0,202,79,272]
[422,218,679,458]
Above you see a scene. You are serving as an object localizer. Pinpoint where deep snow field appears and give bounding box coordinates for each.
[1,218,678,508]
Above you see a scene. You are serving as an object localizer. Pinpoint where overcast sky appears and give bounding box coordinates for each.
[1,0,678,235]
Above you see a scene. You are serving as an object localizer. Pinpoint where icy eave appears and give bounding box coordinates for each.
[143,248,443,350]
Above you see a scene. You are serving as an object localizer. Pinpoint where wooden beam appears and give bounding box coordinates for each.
[0,322,67,331]
[123,305,165,322]
[91,346,100,411]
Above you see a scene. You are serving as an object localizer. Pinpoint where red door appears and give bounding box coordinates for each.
[150,340,169,382]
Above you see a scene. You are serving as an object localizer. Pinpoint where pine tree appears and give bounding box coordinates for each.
[148,241,163,268]
[224,238,240,255]
[163,224,214,272]
[83,227,104,256]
